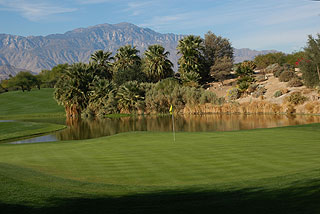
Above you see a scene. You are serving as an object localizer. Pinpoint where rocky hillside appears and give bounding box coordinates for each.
[234,48,277,63]
[0,22,276,79]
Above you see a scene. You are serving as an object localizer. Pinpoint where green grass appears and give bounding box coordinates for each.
[0,124,320,213]
[0,88,65,118]
[0,121,66,141]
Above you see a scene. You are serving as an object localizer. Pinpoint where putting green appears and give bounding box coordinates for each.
[1,124,320,187]
[0,123,320,213]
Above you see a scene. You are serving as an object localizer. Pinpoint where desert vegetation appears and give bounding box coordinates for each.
[1,34,320,117]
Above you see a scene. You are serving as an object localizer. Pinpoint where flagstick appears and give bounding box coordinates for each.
[172,113,176,142]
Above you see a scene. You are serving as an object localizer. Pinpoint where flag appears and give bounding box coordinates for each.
[169,105,173,115]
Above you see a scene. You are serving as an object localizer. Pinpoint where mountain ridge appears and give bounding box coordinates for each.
[0,22,276,80]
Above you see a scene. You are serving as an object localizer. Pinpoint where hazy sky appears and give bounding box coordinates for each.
[0,0,319,52]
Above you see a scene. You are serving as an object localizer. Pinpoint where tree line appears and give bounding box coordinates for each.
[52,32,233,118]
[1,33,319,117]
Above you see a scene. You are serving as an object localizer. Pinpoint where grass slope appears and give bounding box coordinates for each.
[0,88,64,118]
[0,121,66,141]
[0,124,320,213]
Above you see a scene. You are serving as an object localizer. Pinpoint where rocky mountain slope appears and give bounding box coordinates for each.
[0,22,276,79]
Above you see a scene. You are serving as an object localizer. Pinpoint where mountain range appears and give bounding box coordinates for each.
[0,22,276,80]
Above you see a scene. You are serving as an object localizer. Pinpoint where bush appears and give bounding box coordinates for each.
[247,83,258,93]
[237,81,250,92]
[265,63,281,74]
[286,92,308,105]
[279,71,297,82]
[273,67,284,78]
[287,78,303,87]
[274,90,283,98]
[227,88,240,100]
[252,85,266,98]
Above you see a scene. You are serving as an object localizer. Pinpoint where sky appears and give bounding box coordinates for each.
[0,0,320,53]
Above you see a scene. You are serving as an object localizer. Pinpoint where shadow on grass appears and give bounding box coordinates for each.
[1,182,320,214]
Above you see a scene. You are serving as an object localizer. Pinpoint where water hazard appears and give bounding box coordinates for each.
[6,114,320,144]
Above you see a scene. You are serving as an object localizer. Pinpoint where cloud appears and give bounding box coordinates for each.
[0,0,77,21]
[124,1,155,16]
[76,0,112,5]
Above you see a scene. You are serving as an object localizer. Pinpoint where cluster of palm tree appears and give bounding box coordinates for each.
[54,44,175,118]
[54,32,233,118]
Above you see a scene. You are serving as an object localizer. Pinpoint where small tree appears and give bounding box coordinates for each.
[204,31,234,68]
[299,34,320,87]
[8,71,38,92]
[210,56,233,85]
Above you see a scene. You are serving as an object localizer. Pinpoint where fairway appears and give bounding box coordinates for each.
[1,124,320,213]
[0,89,64,118]
[0,121,66,141]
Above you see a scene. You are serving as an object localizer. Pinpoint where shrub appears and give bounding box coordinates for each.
[252,85,266,98]
[241,61,257,71]
[279,71,297,82]
[237,81,250,92]
[273,67,284,78]
[287,78,303,87]
[227,88,240,100]
[274,90,283,98]
[247,83,258,93]
[265,63,281,74]
[199,90,224,105]
[286,92,308,105]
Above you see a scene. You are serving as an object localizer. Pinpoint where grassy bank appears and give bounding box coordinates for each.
[0,88,65,118]
[0,123,320,213]
[0,121,66,141]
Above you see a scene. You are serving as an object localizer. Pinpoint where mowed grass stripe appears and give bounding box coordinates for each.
[0,121,66,141]
[0,124,319,186]
[0,88,64,117]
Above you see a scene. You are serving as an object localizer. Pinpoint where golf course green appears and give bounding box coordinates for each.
[0,89,320,213]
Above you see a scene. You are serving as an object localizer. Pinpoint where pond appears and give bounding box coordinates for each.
[7,114,320,144]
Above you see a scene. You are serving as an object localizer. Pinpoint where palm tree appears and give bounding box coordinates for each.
[113,45,141,72]
[54,63,93,118]
[88,76,117,115]
[116,81,144,113]
[177,35,206,83]
[143,45,174,82]
[90,50,114,80]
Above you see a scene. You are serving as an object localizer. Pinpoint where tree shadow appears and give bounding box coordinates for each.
[1,181,319,214]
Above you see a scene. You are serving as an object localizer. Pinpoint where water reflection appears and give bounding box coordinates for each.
[13,114,320,144]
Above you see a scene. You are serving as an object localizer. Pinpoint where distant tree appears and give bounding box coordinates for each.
[299,34,320,87]
[204,31,233,69]
[39,64,68,88]
[113,45,141,72]
[254,52,287,69]
[90,50,114,80]
[177,35,206,84]
[143,45,174,82]
[210,56,233,85]
[8,71,38,92]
